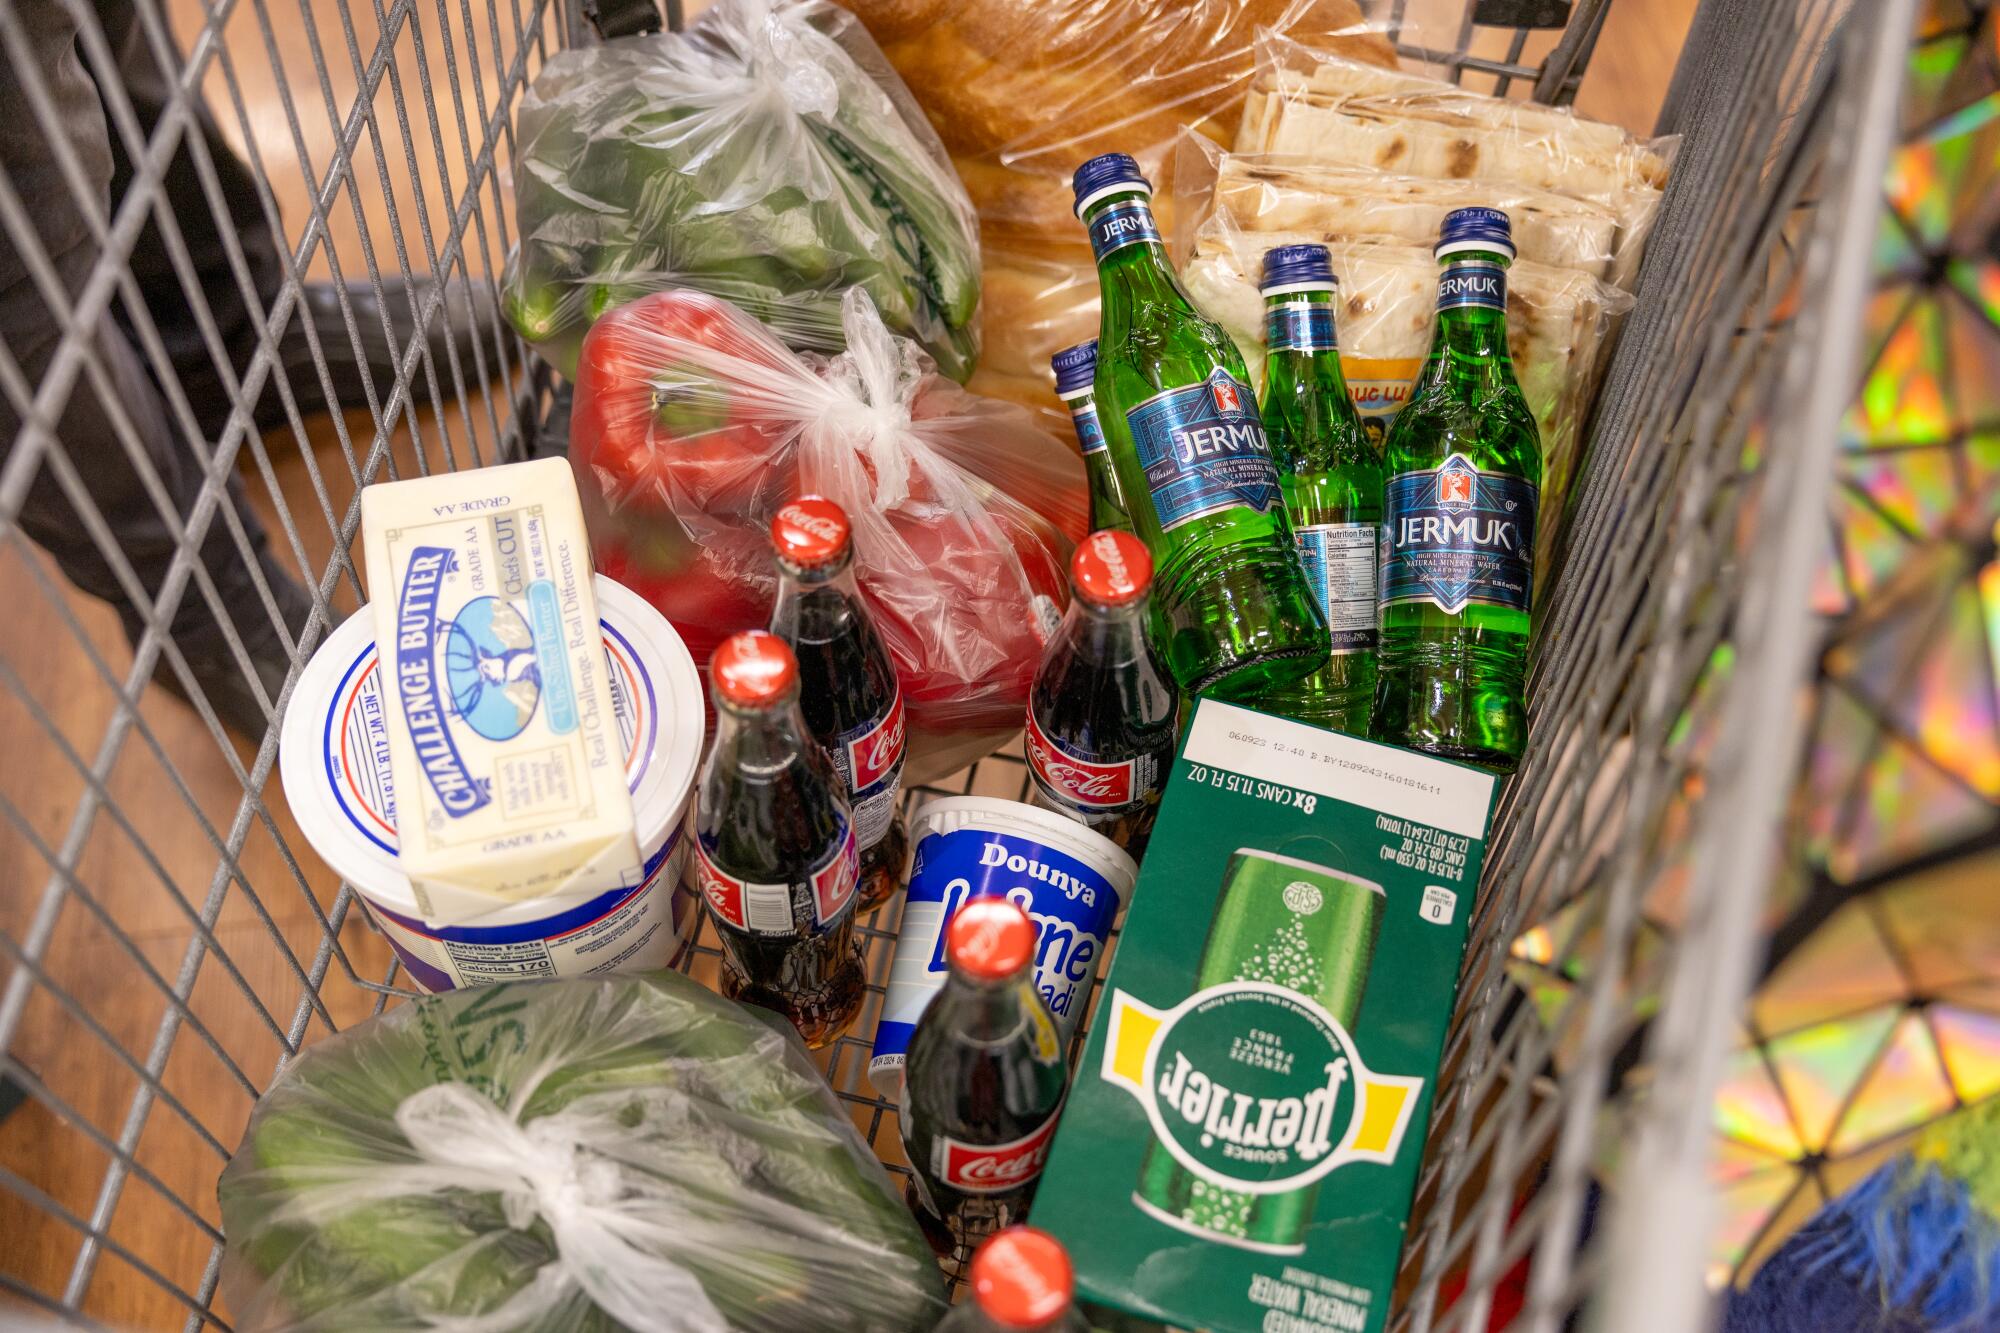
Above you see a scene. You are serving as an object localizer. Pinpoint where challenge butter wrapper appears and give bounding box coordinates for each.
[1034,699,1498,1333]
[358,457,641,922]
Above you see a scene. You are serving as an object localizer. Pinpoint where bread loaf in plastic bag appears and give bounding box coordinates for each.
[832,0,1400,433]
[1171,134,1623,280]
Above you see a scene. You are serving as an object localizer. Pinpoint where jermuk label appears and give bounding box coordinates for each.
[1125,370,1282,531]
[1382,453,1537,614]
[1088,200,1163,261]
[1266,302,1338,353]
[1071,401,1109,456]
[1436,261,1507,313]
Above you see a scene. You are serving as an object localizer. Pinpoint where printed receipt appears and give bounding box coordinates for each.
[359,457,640,920]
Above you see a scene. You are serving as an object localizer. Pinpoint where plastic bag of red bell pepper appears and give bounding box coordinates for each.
[571,285,1088,752]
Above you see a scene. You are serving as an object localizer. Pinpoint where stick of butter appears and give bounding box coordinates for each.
[359,457,641,921]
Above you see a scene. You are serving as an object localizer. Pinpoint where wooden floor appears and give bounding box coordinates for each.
[0,1,1694,1328]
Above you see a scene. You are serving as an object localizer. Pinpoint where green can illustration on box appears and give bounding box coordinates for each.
[1121,847,1412,1255]
[1036,698,1498,1333]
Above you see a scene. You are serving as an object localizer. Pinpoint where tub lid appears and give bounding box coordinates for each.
[911,795,1139,900]
[280,575,703,918]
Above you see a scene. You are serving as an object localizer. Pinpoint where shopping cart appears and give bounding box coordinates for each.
[0,0,1914,1329]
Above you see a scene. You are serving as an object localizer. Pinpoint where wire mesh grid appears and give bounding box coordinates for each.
[0,0,1909,1329]
[668,744,1054,1294]
[1382,0,1617,103]
[1388,0,1915,1328]
[0,0,568,1324]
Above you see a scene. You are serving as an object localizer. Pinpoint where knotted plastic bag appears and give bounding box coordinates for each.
[502,0,981,380]
[217,973,947,1332]
[570,285,1087,752]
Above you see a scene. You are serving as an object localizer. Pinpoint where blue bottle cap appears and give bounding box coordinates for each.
[1051,340,1098,396]
[1259,244,1337,294]
[1436,207,1516,260]
[1072,153,1152,218]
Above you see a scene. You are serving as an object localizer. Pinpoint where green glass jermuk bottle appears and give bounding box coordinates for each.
[1051,340,1132,533]
[1373,208,1542,772]
[1256,244,1382,735]
[1071,154,1329,699]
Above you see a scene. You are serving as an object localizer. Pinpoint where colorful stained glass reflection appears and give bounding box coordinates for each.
[1714,0,2000,1273]
[1515,0,2000,1290]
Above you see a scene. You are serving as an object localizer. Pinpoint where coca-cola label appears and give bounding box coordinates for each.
[696,816,856,936]
[1025,707,1149,811]
[831,686,905,849]
[695,845,779,935]
[811,822,860,925]
[845,686,906,794]
[931,1112,1061,1194]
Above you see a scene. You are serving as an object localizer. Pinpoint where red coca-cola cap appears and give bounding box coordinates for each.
[971,1227,1075,1329]
[710,631,798,709]
[770,496,851,570]
[1071,529,1153,607]
[945,897,1037,982]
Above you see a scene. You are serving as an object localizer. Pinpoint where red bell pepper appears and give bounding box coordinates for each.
[572,286,1086,736]
[571,289,795,516]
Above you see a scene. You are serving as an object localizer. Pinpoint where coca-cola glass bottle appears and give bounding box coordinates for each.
[767,496,909,912]
[901,898,1068,1251]
[694,630,865,1048]
[936,1227,1093,1333]
[1026,529,1179,857]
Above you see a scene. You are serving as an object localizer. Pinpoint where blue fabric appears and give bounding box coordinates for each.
[1723,1160,2000,1333]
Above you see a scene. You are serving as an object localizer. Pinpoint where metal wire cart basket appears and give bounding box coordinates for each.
[7,0,1993,1329]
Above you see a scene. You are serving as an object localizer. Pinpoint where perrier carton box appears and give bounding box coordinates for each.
[1035,698,1499,1333]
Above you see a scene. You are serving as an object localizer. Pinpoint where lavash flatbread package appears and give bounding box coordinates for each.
[1181,219,1631,582]
[1171,133,1623,279]
[1239,37,1675,292]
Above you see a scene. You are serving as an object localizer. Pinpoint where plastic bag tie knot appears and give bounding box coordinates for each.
[392,1082,728,1333]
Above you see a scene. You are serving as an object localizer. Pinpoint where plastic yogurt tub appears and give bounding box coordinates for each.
[280,576,703,993]
[869,796,1137,1095]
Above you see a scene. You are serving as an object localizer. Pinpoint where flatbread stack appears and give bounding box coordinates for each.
[1235,50,1673,291]
[1174,46,1670,581]
[1182,224,1630,580]
[1189,152,1623,279]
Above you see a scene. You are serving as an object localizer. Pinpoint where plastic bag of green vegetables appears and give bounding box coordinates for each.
[502,0,981,381]
[216,973,949,1332]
